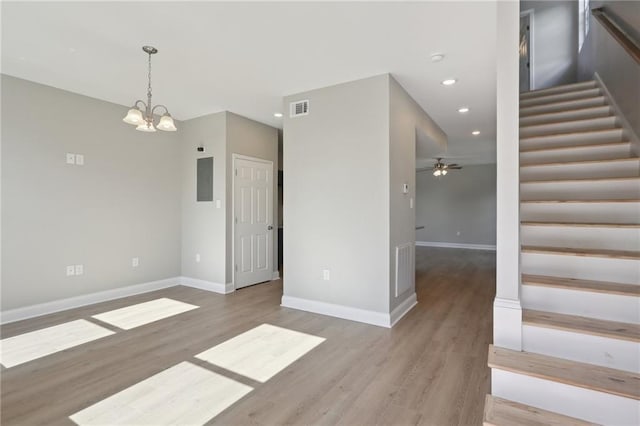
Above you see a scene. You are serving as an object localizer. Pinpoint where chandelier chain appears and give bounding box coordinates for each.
[146,52,153,107]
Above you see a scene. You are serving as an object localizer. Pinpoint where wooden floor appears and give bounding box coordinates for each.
[0,247,495,425]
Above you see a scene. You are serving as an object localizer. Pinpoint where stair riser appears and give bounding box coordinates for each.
[522,253,640,284]
[491,369,639,425]
[520,97,607,117]
[521,225,640,251]
[521,179,640,201]
[521,160,640,181]
[523,326,640,373]
[519,106,612,126]
[520,81,597,100]
[520,117,618,139]
[522,285,640,323]
[520,144,632,164]
[521,129,624,151]
[520,89,602,108]
[520,202,640,223]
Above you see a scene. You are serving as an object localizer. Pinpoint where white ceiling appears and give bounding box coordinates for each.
[1,1,497,165]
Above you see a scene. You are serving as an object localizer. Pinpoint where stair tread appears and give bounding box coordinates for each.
[520,96,606,115]
[520,116,616,131]
[521,221,640,228]
[488,344,640,400]
[520,127,623,142]
[522,274,640,296]
[519,105,610,120]
[483,395,599,426]
[520,89,602,107]
[520,141,629,153]
[520,80,597,99]
[521,245,640,259]
[520,157,639,167]
[521,176,640,184]
[521,198,640,203]
[523,309,640,342]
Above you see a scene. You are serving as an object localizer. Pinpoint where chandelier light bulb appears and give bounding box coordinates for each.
[123,108,144,125]
[157,114,177,131]
[136,121,156,132]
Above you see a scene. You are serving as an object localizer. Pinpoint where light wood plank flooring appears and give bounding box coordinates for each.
[1,247,495,425]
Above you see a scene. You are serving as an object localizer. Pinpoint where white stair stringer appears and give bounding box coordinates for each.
[522,284,639,323]
[491,369,640,425]
[521,252,639,285]
[522,325,640,372]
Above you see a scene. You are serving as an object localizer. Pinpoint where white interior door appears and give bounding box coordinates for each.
[234,156,273,289]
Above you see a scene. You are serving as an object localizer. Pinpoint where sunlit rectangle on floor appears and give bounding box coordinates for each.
[69,361,252,426]
[0,319,114,368]
[196,323,325,383]
[91,298,198,330]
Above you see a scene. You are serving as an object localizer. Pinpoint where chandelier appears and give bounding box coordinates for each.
[122,46,177,132]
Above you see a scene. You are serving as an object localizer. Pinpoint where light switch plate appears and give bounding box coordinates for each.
[66,153,76,165]
[195,253,201,263]
[322,269,330,281]
[215,199,221,209]
[132,257,139,267]
[75,264,84,275]
[75,154,84,165]
[410,197,414,209]
[66,265,75,276]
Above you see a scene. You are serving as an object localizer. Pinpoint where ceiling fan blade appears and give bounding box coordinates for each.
[449,166,463,169]
[448,163,459,167]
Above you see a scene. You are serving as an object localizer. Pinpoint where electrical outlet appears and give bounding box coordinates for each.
[66,153,75,165]
[456,231,461,236]
[195,253,201,263]
[75,154,84,165]
[66,265,75,276]
[132,257,139,267]
[323,269,330,281]
[410,197,414,209]
[75,264,84,275]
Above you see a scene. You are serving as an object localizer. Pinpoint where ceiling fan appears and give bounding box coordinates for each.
[417,158,463,176]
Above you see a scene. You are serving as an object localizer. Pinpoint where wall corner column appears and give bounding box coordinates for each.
[494,0,522,351]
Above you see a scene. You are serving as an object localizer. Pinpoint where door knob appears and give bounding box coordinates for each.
[268,225,273,230]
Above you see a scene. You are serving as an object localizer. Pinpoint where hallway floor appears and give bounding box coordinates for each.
[1,247,495,425]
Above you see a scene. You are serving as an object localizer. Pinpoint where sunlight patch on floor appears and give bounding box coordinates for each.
[69,361,253,426]
[0,319,114,368]
[196,323,326,382]
[91,298,198,330]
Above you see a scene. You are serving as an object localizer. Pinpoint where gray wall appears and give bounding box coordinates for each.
[283,75,390,314]
[578,0,640,153]
[1,75,182,310]
[226,112,279,281]
[521,0,579,90]
[180,112,227,284]
[415,164,497,246]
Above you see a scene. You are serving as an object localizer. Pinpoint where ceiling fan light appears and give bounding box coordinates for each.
[157,114,177,131]
[136,121,156,132]
[433,169,441,176]
[123,108,144,125]
[442,169,448,175]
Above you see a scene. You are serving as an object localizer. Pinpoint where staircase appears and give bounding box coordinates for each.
[485,80,640,425]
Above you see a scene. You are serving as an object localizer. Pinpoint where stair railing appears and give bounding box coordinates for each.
[591,7,640,65]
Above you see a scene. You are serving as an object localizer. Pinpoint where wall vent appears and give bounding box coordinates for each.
[395,243,415,297]
[290,100,309,117]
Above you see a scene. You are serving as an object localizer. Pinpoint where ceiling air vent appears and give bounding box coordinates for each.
[290,100,309,117]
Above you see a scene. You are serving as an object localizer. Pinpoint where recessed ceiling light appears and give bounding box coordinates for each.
[274,113,283,118]
[430,53,445,62]
[472,130,481,135]
[458,107,470,113]
[441,79,457,86]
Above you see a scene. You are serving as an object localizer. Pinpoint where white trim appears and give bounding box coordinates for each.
[594,72,640,156]
[493,297,523,351]
[231,153,275,290]
[390,293,418,327]
[281,295,393,328]
[415,241,496,251]
[272,270,281,280]
[520,8,535,90]
[0,277,179,324]
[180,277,234,294]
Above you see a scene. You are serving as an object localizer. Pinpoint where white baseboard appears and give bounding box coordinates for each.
[416,241,496,251]
[281,295,393,328]
[272,270,281,280]
[180,277,234,294]
[0,277,180,324]
[493,297,523,350]
[390,293,418,327]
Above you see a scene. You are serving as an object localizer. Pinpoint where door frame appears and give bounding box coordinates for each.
[231,153,275,290]
[520,8,535,91]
